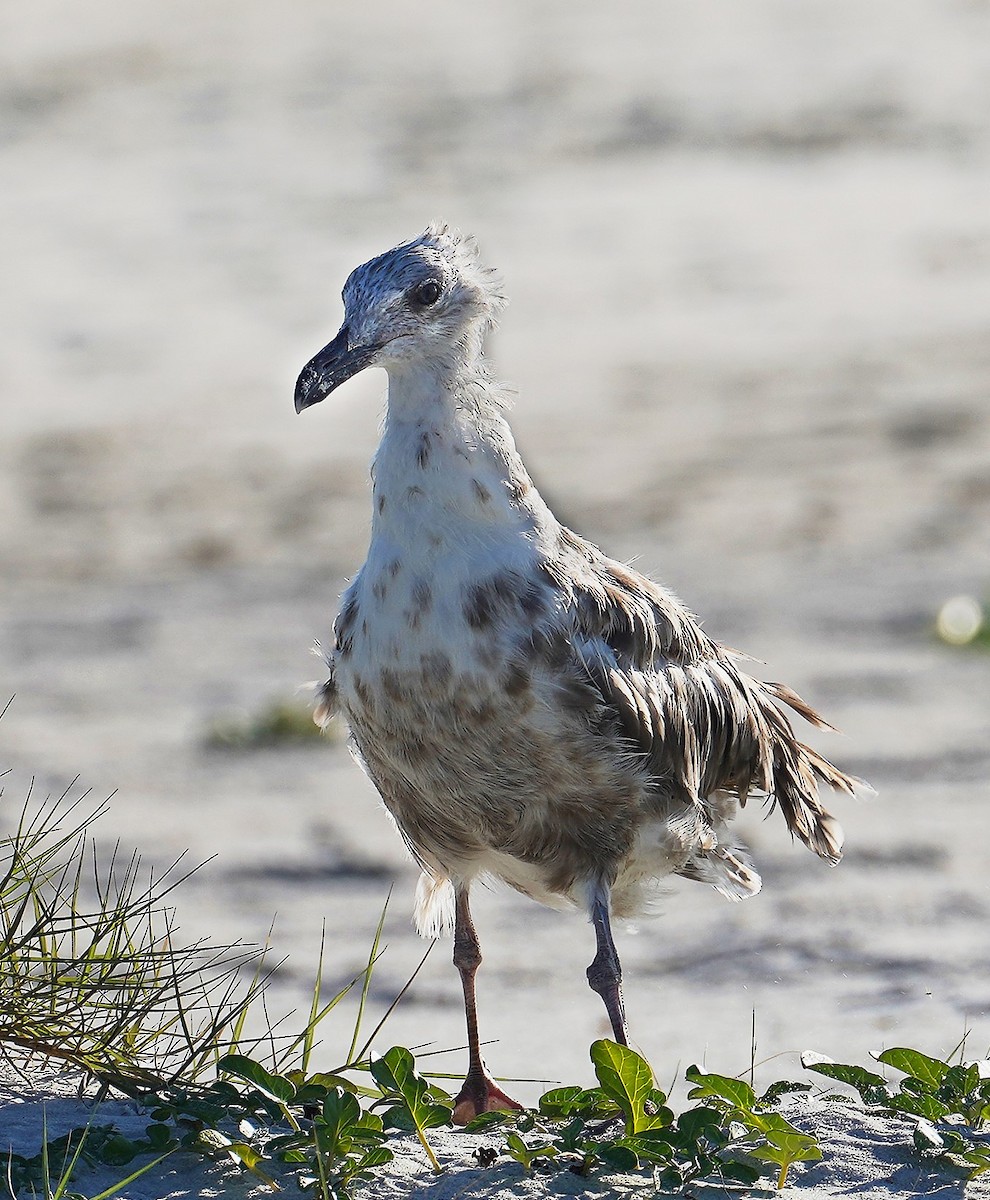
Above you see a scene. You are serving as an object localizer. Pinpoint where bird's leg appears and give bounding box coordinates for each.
[450,885,522,1125]
[587,888,628,1045]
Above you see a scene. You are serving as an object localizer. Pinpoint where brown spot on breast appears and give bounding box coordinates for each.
[526,626,570,671]
[404,578,433,632]
[420,651,453,687]
[464,582,496,630]
[416,432,431,468]
[334,593,359,656]
[411,578,433,613]
[353,674,373,712]
[503,662,531,698]
[473,640,500,669]
[406,485,425,501]
[472,479,491,505]
[468,699,498,724]
[380,668,407,703]
[464,569,544,632]
[388,558,402,578]
[428,532,443,549]
[557,674,599,718]
[377,493,387,515]
[372,578,388,604]
[403,737,430,766]
[520,578,548,619]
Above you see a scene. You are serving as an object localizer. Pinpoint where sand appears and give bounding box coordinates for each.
[2,0,990,1194]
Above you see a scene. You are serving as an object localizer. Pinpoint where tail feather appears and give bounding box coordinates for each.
[678,844,763,901]
[757,683,868,865]
[763,680,839,733]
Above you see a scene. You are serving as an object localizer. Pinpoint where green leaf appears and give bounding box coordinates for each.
[618,1128,678,1165]
[803,1059,889,1101]
[877,1048,950,1091]
[748,1126,822,1189]
[353,1145,394,1173]
[942,1063,981,1101]
[717,1158,763,1186]
[591,1040,668,1135]
[961,1148,990,1179]
[759,1080,812,1107]
[371,1046,451,1132]
[93,1134,141,1167]
[676,1105,725,1143]
[217,1054,296,1104]
[912,1121,944,1152]
[753,1111,810,1138]
[223,1142,279,1188]
[538,1085,583,1111]
[315,1086,364,1159]
[294,1073,355,1107]
[144,1124,176,1153]
[350,1109,386,1140]
[554,1117,590,1153]
[503,1132,557,1172]
[370,1045,415,1093]
[597,1142,640,1171]
[888,1092,952,1121]
[538,1085,613,1118]
[371,1047,449,1171]
[685,1066,757,1113]
[765,1126,823,1159]
[464,1110,513,1132]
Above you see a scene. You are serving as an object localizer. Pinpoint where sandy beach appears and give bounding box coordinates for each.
[2,1,990,1194]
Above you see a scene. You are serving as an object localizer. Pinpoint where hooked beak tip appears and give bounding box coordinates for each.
[294,371,320,414]
[293,326,381,414]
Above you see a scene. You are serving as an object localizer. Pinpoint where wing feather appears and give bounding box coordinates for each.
[552,529,858,864]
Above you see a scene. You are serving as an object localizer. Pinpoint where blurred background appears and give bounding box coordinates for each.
[2,1,989,1101]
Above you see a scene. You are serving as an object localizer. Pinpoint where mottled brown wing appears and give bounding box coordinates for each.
[557,535,852,862]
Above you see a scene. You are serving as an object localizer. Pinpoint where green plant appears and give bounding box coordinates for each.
[684,1066,820,1188]
[192,1043,445,1196]
[471,1041,818,1190]
[369,1046,451,1171]
[804,1047,990,1180]
[0,781,266,1088]
[4,1108,176,1200]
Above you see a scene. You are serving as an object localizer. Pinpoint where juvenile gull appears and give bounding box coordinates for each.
[294,224,865,1123]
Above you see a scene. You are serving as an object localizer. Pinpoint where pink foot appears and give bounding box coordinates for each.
[451,1069,523,1125]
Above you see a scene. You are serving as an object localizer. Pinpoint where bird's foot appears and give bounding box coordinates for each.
[451,1069,523,1125]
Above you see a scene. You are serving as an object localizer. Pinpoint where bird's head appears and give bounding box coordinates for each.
[294,223,505,413]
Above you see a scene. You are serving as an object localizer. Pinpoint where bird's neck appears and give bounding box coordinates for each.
[369,355,557,558]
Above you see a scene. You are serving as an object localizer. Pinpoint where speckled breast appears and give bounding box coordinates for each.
[330,563,647,889]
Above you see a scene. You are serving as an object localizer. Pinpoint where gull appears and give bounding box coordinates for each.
[294,224,863,1124]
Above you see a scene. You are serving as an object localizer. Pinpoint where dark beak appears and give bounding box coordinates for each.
[294,326,382,413]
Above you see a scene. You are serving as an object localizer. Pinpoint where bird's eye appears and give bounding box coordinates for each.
[411,279,442,308]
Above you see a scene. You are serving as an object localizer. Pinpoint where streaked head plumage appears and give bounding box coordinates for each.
[295,224,505,412]
[345,223,505,330]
